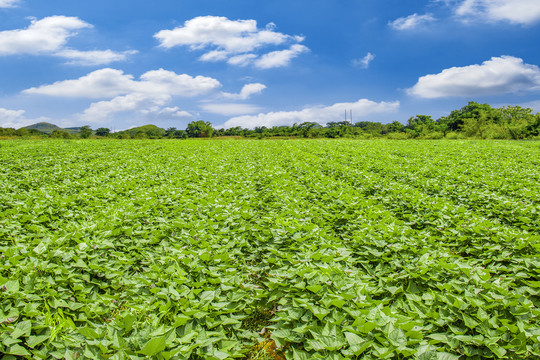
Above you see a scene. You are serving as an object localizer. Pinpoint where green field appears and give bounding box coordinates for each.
[1,139,539,359]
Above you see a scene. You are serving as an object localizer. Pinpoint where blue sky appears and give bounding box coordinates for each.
[1,0,540,130]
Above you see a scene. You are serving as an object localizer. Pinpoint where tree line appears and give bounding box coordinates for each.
[2,102,540,140]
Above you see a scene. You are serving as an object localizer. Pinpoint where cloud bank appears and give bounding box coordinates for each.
[0,16,136,65]
[24,68,222,98]
[408,56,540,98]
[24,68,224,123]
[155,16,308,68]
[223,99,399,128]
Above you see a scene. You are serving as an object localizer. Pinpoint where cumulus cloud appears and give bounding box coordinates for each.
[455,0,540,25]
[201,103,263,116]
[353,52,376,69]
[223,99,399,129]
[408,56,540,98]
[79,93,169,122]
[155,16,307,68]
[24,68,222,98]
[24,68,222,124]
[0,16,136,64]
[389,13,436,30]
[222,83,266,100]
[0,0,19,8]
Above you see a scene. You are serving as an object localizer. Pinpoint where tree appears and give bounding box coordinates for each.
[79,125,93,139]
[385,121,405,133]
[51,130,72,139]
[406,115,435,137]
[186,120,214,138]
[95,128,110,137]
[165,127,177,138]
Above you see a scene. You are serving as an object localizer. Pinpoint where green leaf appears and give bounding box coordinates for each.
[488,344,507,359]
[11,320,32,339]
[78,327,100,339]
[292,348,310,360]
[4,280,19,293]
[8,344,31,356]
[27,335,49,348]
[140,336,166,356]
[344,332,370,356]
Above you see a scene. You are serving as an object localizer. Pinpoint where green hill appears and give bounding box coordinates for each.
[23,122,81,135]
[119,124,166,138]
[23,122,64,135]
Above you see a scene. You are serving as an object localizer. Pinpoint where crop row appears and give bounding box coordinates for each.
[0,140,539,359]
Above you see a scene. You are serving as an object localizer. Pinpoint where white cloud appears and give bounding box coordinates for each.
[140,106,194,119]
[24,68,223,124]
[80,93,172,122]
[227,53,258,66]
[223,99,399,128]
[408,56,540,98]
[155,16,307,68]
[0,16,90,55]
[155,16,290,52]
[199,50,229,62]
[0,107,49,128]
[57,49,138,66]
[455,0,540,25]
[0,16,135,64]
[0,0,19,8]
[353,52,375,69]
[222,83,266,100]
[254,44,309,69]
[389,13,436,30]
[24,68,222,98]
[201,103,263,116]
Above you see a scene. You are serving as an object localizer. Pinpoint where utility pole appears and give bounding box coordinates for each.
[350,110,353,125]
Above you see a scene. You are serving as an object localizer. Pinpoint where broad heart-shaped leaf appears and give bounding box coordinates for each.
[307,304,331,320]
[292,347,311,360]
[488,344,507,359]
[140,336,166,356]
[344,332,371,356]
[11,320,32,339]
[199,290,216,304]
[306,329,347,352]
[8,344,31,356]
[78,327,100,339]
[4,280,19,293]
[462,314,479,329]
[27,335,49,348]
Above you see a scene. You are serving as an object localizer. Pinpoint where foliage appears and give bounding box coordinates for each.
[3,102,539,140]
[0,139,539,359]
[79,126,93,139]
[186,120,215,138]
[95,128,111,137]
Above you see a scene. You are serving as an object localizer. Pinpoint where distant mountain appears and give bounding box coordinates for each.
[23,122,81,135]
[23,122,63,135]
